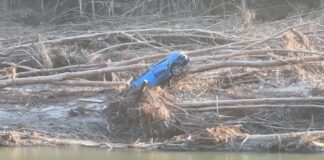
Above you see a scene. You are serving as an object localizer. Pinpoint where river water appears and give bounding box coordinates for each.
[1,148,324,160]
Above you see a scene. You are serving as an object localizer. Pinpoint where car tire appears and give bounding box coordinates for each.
[170,63,184,77]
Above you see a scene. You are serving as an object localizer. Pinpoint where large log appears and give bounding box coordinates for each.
[162,130,324,152]
[185,104,324,112]
[2,28,235,52]
[190,56,324,73]
[178,97,324,108]
[0,64,148,88]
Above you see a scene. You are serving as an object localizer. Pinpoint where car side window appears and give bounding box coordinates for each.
[152,62,169,79]
[156,57,171,65]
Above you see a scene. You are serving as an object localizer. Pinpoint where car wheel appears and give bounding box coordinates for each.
[170,63,184,76]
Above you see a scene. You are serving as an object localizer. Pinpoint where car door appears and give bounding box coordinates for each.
[151,59,170,83]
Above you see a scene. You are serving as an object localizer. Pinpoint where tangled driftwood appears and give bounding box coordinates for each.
[0,15,323,152]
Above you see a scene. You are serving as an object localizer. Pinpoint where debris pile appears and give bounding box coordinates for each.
[0,9,323,152]
[104,86,179,139]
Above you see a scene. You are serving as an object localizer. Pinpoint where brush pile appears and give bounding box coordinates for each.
[0,7,324,151]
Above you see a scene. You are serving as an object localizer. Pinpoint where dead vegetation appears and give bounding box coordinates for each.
[199,125,245,144]
[0,3,324,152]
[0,132,21,146]
[241,10,256,27]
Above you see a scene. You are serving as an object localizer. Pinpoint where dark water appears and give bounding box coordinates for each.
[1,148,324,160]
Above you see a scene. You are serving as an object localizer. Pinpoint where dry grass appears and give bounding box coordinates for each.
[206,124,243,142]
[277,28,322,82]
[241,10,255,27]
[169,75,218,93]
[282,28,310,50]
[0,131,21,145]
[195,124,245,144]
[39,35,53,69]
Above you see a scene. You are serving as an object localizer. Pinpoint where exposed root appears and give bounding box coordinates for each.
[140,87,172,121]
[104,86,179,139]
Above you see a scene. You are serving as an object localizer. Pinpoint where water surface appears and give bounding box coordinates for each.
[1,148,324,160]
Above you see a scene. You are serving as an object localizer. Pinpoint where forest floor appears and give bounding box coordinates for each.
[0,12,323,152]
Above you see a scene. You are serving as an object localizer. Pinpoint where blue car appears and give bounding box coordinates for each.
[131,51,189,89]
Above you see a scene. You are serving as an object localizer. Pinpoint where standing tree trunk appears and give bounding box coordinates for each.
[321,0,324,24]
[1,0,9,11]
[91,0,95,19]
[109,0,115,16]
[241,0,246,11]
[41,0,44,16]
[79,0,83,16]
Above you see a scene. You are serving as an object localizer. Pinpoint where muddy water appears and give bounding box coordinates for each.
[1,148,324,160]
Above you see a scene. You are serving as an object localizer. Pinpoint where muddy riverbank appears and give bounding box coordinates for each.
[0,6,324,152]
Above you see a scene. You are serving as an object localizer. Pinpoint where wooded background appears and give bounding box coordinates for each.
[0,0,323,25]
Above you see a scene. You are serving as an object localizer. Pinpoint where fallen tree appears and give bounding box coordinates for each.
[177,97,324,108]
[0,64,148,88]
[161,130,324,152]
[0,54,322,88]
[0,13,323,153]
[190,56,324,73]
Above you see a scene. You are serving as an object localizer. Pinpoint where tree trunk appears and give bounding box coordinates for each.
[92,0,95,19]
[241,0,246,10]
[1,0,9,11]
[79,0,83,16]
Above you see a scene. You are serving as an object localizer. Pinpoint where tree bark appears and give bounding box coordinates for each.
[190,56,324,73]
[0,64,148,88]
[178,97,324,108]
